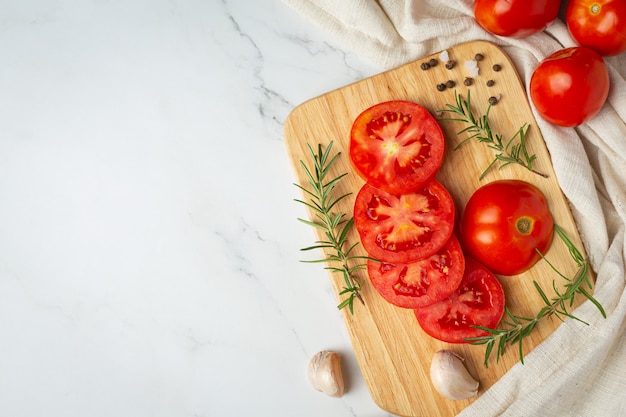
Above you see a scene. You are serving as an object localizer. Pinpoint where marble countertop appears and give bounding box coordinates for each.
[0,1,394,416]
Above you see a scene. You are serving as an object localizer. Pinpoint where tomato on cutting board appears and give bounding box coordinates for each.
[460,180,554,276]
[414,258,506,344]
[566,0,626,57]
[529,46,609,127]
[367,234,465,309]
[349,100,445,195]
[354,180,455,264]
[473,0,561,38]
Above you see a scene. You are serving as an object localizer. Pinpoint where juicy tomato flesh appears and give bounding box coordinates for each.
[414,258,506,344]
[368,189,439,251]
[460,180,554,276]
[364,110,432,176]
[368,234,465,309]
[354,180,455,264]
[350,100,445,195]
[566,0,626,56]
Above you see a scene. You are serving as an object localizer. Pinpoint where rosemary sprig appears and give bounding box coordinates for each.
[467,224,606,367]
[294,141,369,314]
[438,90,548,180]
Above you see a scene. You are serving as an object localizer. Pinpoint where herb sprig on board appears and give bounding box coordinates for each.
[467,224,606,367]
[294,141,369,314]
[438,90,548,180]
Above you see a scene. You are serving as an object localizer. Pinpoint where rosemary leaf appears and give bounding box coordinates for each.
[468,224,605,367]
[294,141,368,313]
[438,90,548,179]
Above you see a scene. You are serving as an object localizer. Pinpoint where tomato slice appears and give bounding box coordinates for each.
[414,258,505,344]
[354,180,455,263]
[367,234,465,309]
[349,100,445,195]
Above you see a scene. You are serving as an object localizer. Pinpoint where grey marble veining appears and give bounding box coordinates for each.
[0,0,394,416]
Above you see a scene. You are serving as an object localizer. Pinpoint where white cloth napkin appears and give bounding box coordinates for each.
[282,1,626,416]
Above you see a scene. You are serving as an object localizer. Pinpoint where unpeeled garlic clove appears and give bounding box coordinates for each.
[307,350,345,397]
[430,350,479,400]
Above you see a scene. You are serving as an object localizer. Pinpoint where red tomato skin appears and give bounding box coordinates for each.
[414,258,506,344]
[367,234,465,309]
[349,100,445,195]
[529,47,609,127]
[474,0,561,38]
[354,180,455,264]
[460,180,554,276]
[566,0,626,57]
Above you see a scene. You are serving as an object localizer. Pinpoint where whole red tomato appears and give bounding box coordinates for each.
[460,180,554,276]
[474,0,561,37]
[529,46,609,127]
[566,0,626,56]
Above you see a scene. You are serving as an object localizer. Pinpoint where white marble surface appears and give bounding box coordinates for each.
[0,1,396,416]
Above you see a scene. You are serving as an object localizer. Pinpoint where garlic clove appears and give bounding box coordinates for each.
[307,350,345,397]
[430,350,479,400]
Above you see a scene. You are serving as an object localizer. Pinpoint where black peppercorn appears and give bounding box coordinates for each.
[420,62,430,70]
[436,83,446,91]
[486,79,495,87]
[475,53,484,61]
[464,77,473,86]
[493,64,502,71]
[445,60,456,70]
[488,96,499,105]
[428,58,438,67]
[446,80,456,88]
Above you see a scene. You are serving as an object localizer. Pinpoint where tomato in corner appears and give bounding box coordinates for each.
[566,0,626,57]
[473,0,561,38]
[529,46,609,127]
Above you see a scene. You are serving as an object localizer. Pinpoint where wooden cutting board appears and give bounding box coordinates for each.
[284,41,592,416]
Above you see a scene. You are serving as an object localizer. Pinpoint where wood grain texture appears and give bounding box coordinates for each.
[284,41,592,417]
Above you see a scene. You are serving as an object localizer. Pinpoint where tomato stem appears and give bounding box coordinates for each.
[516,217,533,235]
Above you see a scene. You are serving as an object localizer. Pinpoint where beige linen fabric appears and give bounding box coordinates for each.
[282,1,626,416]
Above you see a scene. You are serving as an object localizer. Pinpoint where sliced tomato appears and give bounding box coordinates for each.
[354,180,455,263]
[349,100,445,195]
[414,258,505,344]
[368,234,465,309]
